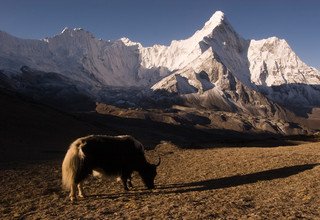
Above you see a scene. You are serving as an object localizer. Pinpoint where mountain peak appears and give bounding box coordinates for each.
[205,11,225,26]
[118,37,142,47]
[60,27,88,35]
[202,11,226,31]
[188,11,228,43]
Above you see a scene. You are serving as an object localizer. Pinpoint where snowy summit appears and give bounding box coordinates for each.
[0,11,319,111]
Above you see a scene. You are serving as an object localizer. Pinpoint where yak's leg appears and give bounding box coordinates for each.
[121,171,132,191]
[74,164,91,199]
[77,182,85,198]
[69,183,77,201]
[127,175,133,188]
[121,177,129,191]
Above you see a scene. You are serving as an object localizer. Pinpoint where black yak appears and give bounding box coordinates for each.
[62,135,160,201]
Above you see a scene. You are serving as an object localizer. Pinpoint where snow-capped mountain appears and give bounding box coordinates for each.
[248,37,320,86]
[148,11,320,115]
[0,28,144,87]
[0,11,319,116]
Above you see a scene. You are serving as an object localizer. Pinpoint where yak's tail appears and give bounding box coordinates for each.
[62,139,85,190]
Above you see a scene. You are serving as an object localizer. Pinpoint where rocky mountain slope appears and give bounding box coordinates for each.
[0,11,319,133]
[150,11,320,115]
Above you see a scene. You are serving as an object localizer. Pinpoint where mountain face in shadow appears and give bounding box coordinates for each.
[258,84,320,117]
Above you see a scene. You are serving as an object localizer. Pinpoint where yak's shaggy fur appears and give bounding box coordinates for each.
[62,135,160,201]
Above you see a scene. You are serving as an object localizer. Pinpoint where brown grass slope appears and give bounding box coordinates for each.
[0,141,319,219]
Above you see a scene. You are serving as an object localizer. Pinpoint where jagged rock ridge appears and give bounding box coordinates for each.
[0,11,319,121]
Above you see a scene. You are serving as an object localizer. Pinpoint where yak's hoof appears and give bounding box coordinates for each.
[78,194,85,198]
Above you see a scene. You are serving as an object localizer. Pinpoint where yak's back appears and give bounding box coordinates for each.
[79,135,145,165]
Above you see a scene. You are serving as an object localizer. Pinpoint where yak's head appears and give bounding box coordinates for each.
[141,157,161,189]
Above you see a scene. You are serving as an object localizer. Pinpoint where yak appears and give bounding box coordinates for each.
[62,135,160,201]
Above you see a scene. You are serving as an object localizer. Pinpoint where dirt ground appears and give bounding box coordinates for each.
[0,141,320,219]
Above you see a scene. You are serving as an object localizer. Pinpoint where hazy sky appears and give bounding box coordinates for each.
[0,0,319,69]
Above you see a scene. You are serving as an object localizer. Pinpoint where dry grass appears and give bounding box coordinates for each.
[1,141,320,219]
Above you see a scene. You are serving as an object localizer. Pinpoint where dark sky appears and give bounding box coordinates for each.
[0,0,319,68]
